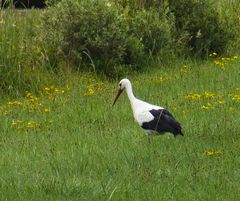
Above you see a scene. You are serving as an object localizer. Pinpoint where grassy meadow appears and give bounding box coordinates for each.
[0,2,240,201]
[1,57,240,200]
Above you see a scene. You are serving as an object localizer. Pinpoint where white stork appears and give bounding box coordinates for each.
[113,78,183,137]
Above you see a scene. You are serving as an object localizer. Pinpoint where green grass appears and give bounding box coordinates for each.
[0,57,240,200]
[0,4,240,200]
[0,10,60,96]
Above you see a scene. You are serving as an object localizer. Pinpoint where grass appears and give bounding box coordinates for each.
[0,9,58,96]
[0,56,240,200]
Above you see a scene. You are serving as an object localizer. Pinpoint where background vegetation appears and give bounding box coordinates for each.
[0,0,239,94]
[0,0,240,200]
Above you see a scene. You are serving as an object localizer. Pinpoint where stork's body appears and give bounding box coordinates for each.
[113,79,183,137]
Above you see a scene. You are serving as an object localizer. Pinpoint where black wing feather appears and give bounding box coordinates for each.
[141,109,183,136]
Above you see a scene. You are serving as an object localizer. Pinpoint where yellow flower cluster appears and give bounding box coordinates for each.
[212,54,239,69]
[26,92,38,101]
[0,84,70,131]
[209,52,217,57]
[184,88,240,111]
[204,150,223,156]
[228,87,240,102]
[12,120,39,130]
[180,65,190,74]
[44,108,50,113]
[7,100,23,107]
[184,91,220,101]
[84,86,94,96]
[201,102,213,110]
[153,76,169,84]
[184,93,201,100]
[25,91,42,112]
[84,82,105,96]
[231,95,240,102]
[42,85,67,100]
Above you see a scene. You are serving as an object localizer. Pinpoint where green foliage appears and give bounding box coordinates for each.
[169,0,234,56]
[128,8,175,55]
[215,0,240,53]
[112,0,163,10]
[123,36,145,67]
[45,0,62,6]
[1,0,240,94]
[43,0,128,76]
[42,0,176,75]
[0,11,46,95]
[0,10,68,96]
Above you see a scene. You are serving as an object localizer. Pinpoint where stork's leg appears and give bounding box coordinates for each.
[147,134,153,144]
[144,131,152,144]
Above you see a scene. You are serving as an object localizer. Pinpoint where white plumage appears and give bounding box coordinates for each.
[113,78,183,137]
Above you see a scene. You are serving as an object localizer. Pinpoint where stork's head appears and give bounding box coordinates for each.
[112,78,130,106]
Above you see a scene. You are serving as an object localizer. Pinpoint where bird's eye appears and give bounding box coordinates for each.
[119,83,122,87]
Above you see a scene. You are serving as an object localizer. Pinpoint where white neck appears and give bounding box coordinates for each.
[125,82,136,107]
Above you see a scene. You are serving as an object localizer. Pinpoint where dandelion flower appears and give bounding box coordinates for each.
[232,95,240,102]
[26,121,38,128]
[217,101,225,105]
[84,87,94,96]
[12,120,24,125]
[44,108,50,113]
[204,150,223,156]
[7,101,22,106]
[204,92,216,99]
[201,105,209,110]
[44,87,50,91]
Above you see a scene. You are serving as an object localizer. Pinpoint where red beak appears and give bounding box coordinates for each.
[112,89,123,106]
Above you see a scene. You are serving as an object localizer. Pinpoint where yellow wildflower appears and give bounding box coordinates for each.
[44,87,50,91]
[217,100,225,105]
[201,105,209,110]
[180,65,190,74]
[65,84,71,91]
[7,101,22,106]
[232,95,240,102]
[154,76,169,84]
[54,88,65,94]
[84,87,94,96]
[44,108,50,113]
[204,92,216,99]
[200,102,212,110]
[26,121,38,128]
[12,120,24,125]
[213,60,224,66]
[204,150,223,156]
[209,52,217,57]
[184,93,201,100]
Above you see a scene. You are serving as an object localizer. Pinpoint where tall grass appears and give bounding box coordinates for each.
[0,10,36,95]
[0,10,59,96]
[214,0,240,52]
[0,1,240,96]
[0,57,240,200]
